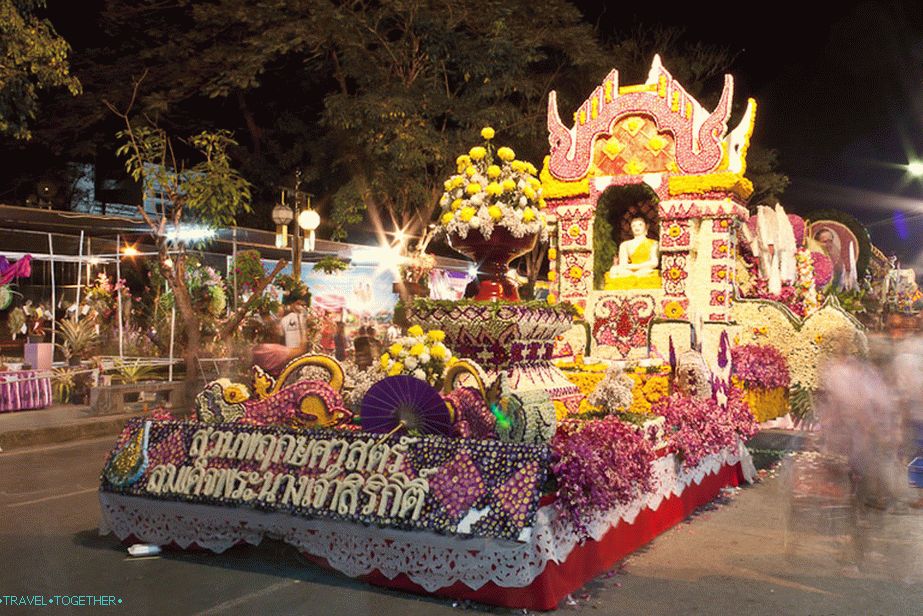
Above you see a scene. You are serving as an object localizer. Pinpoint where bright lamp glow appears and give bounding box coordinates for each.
[908,161,923,177]
[121,245,139,257]
[165,225,216,243]
[298,208,321,231]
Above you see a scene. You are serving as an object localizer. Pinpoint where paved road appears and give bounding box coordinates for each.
[1,439,920,615]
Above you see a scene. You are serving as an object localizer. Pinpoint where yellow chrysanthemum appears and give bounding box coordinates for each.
[501,179,516,192]
[451,198,463,211]
[441,212,454,225]
[456,154,470,168]
[497,147,515,161]
[469,146,487,160]
[488,205,503,220]
[409,343,425,356]
[487,165,501,179]
[486,182,503,197]
[426,329,445,342]
[480,126,495,140]
[522,207,535,222]
[547,293,557,305]
[407,325,424,337]
[388,362,404,377]
[527,176,541,188]
[548,271,557,282]
[465,183,481,195]
[465,166,477,177]
[510,160,525,172]
[525,162,538,175]
[523,186,536,200]
[548,247,557,260]
[430,343,447,359]
[538,198,547,210]
[380,354,391,370]
[459,207,476,222]
[389,343,403,356]
[443,179,453,190]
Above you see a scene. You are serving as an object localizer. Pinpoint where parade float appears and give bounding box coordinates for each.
[97,56,881,609]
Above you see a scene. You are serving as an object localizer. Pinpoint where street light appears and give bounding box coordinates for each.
[272,195,294,249]
[908,161,923,177]
[297,197,321,252]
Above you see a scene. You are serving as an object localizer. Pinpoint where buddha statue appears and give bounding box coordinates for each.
[603,216,661,290]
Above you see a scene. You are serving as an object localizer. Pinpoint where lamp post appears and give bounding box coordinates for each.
[271,174,320,280]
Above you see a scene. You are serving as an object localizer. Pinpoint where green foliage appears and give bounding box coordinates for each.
[312,256,350,275]
[52,367,75,403]
[55,318,99,360]
[231,249,266,291]
[113,358,158,384]
[0,0,81,140]
[115,125,252,229]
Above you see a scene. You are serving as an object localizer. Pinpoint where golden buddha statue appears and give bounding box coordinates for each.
[603,217,661,290]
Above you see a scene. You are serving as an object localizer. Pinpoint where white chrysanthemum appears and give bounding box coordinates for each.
[412,368,426,381]
[404,356,418,370]
[419,352,430,365]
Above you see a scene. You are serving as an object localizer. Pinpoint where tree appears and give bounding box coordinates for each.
[0,0,81,140]
[107,81,285,386]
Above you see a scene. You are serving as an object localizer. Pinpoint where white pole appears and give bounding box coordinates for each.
[232,226,238,312]
[168,280,175,382]
[47,233,56,349]
[116,234,124,359]
[75,230,84,322]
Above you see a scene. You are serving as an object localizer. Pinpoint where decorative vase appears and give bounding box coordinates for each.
[448,226,537,301]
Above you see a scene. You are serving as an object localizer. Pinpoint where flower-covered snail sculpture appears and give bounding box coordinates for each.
[194,353,352,430]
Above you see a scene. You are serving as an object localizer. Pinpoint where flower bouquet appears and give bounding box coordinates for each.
[379,325,455,386]
[436,127,549,301]
[730,344,791,422]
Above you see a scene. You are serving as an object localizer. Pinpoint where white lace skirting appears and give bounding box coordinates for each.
[100,442,753,592]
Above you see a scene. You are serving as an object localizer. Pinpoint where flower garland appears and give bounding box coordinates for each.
[436,127,549,242]
[653,389,757,469]
[379,325,454,386]
[795,249,820,315]
[550,416,656,536]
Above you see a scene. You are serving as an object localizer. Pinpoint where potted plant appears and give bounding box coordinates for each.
[55,318,100,366]
[435,127,549,301]
[113,359,159,403]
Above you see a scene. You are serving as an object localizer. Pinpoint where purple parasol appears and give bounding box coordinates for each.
[360,375,454,437]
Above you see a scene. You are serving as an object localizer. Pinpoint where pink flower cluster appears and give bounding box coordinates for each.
[551,417,656,536]
[653,390,757,469]
[810,251,833,288]
[731,344,790,389]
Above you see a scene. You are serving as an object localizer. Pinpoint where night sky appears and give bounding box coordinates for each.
[45,1,923,266]
[576,0,923,268]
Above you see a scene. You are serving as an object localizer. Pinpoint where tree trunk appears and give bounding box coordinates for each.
[169,253,204,396]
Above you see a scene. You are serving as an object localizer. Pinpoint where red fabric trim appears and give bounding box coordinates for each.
[305,461,744,611]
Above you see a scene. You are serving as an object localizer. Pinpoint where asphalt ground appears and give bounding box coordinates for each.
[0,438,920,615]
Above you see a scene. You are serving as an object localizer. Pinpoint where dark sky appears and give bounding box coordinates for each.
[45,0,923,267]
[575,0,923,268]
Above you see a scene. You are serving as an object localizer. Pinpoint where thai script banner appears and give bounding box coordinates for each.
[101,419,550,542]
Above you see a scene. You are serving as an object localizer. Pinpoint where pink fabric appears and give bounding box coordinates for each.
[0,255,32,285]
[0,370,52,412]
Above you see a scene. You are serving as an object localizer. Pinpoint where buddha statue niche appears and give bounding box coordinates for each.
[604,216,661,290]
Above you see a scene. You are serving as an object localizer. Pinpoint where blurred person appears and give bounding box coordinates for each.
[334,320,347,362]
[353,326,374,370]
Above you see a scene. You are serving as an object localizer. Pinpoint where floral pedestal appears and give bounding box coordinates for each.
[408,302,583,418]
[448,227,537,302]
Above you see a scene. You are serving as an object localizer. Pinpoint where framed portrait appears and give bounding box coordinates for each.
[808,220,859,281]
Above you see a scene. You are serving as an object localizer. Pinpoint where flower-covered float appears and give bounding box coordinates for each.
[94,57,886,610]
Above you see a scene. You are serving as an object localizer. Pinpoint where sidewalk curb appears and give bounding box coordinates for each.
[0,413,138,451]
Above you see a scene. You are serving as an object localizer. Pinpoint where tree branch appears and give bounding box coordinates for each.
[217,258,288,339]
